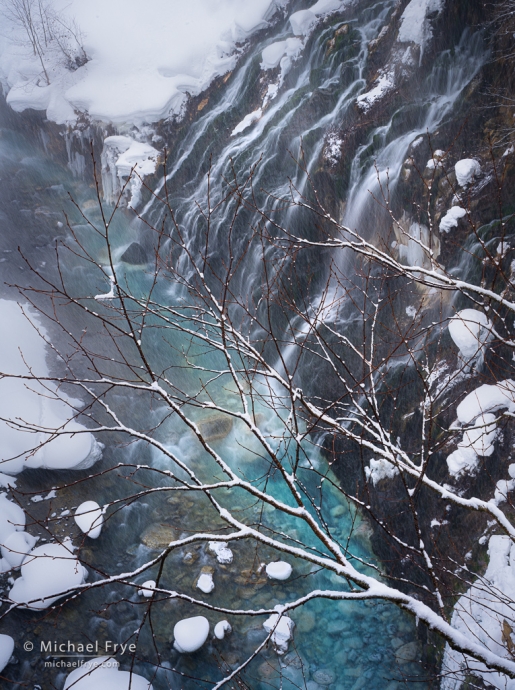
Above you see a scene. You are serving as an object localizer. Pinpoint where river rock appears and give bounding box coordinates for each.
[312,669,335,685]
[395,641,418,664]
[140,523,178,549]
[296,611,316,633]
[197,414,233,442]
[120,242,149,265]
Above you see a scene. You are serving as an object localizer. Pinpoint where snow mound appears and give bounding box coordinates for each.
[214,620,232,640]
[455,159,481,187]
[101,136,159,208]
[1,530,38,569]
[398,0,444,52]
[138,580,156,597]
[208,541,233,564]
[74,501,103,539]
[448,309,491,358]
[441,536,515,690]
[196,572,214,593]
[0,493,38,573]
[261,37,303,70]
[440,206,466,233]
[0,300,102,475]
[173,616,210,653]
[456,380,515,425]
[365,457,399,485]
[9,539,87,610]
[263,610,295,654]
[64,656,153,690]
[0,0,288,125]
[265,561,292,580]
[447,413,498,477]
[0,635,14,673]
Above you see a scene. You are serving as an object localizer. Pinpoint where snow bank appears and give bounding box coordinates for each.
[455,159,481,187]
[263,610,295,654]
[173,616,210,653]
[214,620,232,640]
[9,538,87,610]
[441,536,515,690]
[365,457,399,485]
[448,309,491,358]
[0,300,102,474]
[208,541,233,564]
[398,0,443,52]
[138,580,156,597]
[456,380,515,425]
[265,561,292,580]
[261,37,303,70]
[74,501,103,539]
[64,656,153,690]
[0,635,14,673]
[440,206,466,233]
[101,136,159,208]
[0,0,288,125]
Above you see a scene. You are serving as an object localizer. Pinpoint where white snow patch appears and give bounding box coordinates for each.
[101,136,159,208]
[440,206,467,233]
[456,380,515,425]
[196,572,215,593]
[0,300,102,474]
[138,580,156,597]
[74,501,103,539]
[266,561,292,580]
[448,309,491,359]
[261,38,303,70]
[173,616,210,653]
[455,159,481,187]
[0,635,13,673]
[356,72,394,112]
[263,610,295,654]
[9,538,87,610]
[208,541,233,564]
[447,413,498,477]
[64,656,153,689]
[231,109,262,136]
[398,0,444,54]
[406,305,417,318]
[214,620,232,640]
[365,457,399,485]
[441,536,515,690]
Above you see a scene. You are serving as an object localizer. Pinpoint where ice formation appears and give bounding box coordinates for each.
[101,136,159,207]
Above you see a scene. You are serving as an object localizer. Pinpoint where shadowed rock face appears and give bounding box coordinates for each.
[121,242,149,265]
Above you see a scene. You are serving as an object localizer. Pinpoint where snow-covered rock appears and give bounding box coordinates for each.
[1,531,38,569]
[447,413,498,477]
[214,620,232,640]
[263,610,295,654]
[455,159,481,187]
[74,501,104,539]
[0,635,14,673]
[196,572,214,594]
[289,9,317,35]
[265,561,292,580]
[0,300,102,475]
[231,109,262,136]
[356,72,394,112]
[64,656,153,689]
[456,380,515,425]
[440,206,466,233]
[365,458,399,485]
[441,536,515,690]
[398,0,444,54]
[0,494,25,542]
[448,309,490,358]
[261,38,303,70]
[173,616,210,653]
[208,541,233,564]
[9,539,87,610]
[138,580,156,597]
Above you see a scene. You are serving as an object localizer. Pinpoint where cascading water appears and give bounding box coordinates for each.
[0,0,490,687]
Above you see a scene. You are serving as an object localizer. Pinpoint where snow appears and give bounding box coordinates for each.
[356,72,394,112]
[289,10,318,36]
[455,158,481,187]
[208,541,233,564]
[1,530,38,569]
[456,380,515,425]
[214,620,232,640]
[74,501,104,539]
[441,536,515,690]
[447,413,498,477]
[0,300,102,474]
[448,309,491,358]
[173,616,210,653]
[365,457,399,485]
[265,561,292,580]
[263,611,295,654]
[138,580,156,597]
[101,136,159,208]
[398,0,443,52]
[0,0,288,125]
[0,635,14,673]
[64,657,153,690]
[196,572,215,593]
[440,206,467,233]
[261,37,303,70]
[9,538,87,610]
[231,109,262,136]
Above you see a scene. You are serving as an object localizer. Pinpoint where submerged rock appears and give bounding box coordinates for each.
[196,414,233,442]
[120,242,149,265]
[140,524,178,549]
